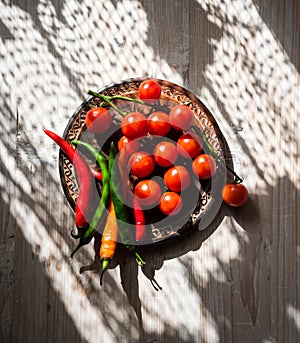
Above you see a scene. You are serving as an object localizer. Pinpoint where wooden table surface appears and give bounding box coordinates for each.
[1,1,299,342]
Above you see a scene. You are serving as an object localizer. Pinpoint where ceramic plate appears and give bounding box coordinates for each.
[59,78,228,245]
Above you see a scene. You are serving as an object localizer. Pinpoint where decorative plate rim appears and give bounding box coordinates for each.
[58,77,230,246]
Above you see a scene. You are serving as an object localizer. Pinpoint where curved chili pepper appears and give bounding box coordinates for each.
[109,142,145,266]
[43,128,103,180]
[42,128,94,232]
[117,149,147,242]
[92,169,103,182]
[132,197,146,242]
[71,140,110,257]
[99,198,118,285]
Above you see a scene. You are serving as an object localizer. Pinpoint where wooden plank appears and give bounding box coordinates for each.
[0,0,299,342]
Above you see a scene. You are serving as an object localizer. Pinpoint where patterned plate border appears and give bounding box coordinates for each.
[59,78,230,245]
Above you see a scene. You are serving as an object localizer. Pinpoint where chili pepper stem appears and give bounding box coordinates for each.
[71,232,96,257]
[134,251,146,266]
[100,258,110,286]
[70,231,83,239]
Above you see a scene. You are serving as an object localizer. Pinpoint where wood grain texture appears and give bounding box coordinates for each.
[0,0,299,342]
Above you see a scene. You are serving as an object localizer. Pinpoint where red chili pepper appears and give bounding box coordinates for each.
[91,169,102,182]
[118,146,146,242]
[42,128,95,231]
[132,197,146,242]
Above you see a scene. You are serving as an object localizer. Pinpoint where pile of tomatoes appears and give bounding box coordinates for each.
[85,79,248,218]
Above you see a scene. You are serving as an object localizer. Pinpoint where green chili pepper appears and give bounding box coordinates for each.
[70,140,110,257]
[109,142,145,266]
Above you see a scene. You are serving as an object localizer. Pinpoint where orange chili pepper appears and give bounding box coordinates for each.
[100,199,118,285]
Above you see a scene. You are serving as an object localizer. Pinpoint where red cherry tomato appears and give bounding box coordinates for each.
[159,192,182,216]
[192,154,216,179]
[153,141,178,167]
[147,111,171,136]
[121,112,148,140]
[169,105,194,131]
[164,166,191,192]
[118,136,140,155]
[222,183,248,207]
[134,179,162,207]
[138,79,161,103]
[85,107,112,134]
[177,133,202,159]
[128,151,155,178]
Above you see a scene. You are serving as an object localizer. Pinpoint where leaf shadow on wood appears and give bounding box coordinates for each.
[78,176,300,342]
[0,106,90,343]
[78,210,226,340]
[2,0,299,342]
[79,203,249,341]
[253,0,300,72]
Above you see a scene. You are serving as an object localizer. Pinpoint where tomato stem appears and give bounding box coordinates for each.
[88,90,169,115]
[109,94,145,104]
[88,90,128,116]
[88,89,244,184]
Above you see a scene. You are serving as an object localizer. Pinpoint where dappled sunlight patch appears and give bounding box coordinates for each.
[197,221,240,284]
[197,0,300,193]
[286,304,300,332]
[36,0,183,89]
[1,0,299,341]
[138,223,240,341]
[139,258,203,338]
[0,1,185,341]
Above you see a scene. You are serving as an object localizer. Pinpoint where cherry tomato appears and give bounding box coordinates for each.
[118,136,140,155]
[169,105,194,131]
[134,179,162,207]
[153,141,178,168]
[147,111,171,136]
[159,192,182,216]
[85,107,112,134]
[192,154,216,179]
[177,133,202,159]
[128,151,155,178]
[222,183,248,207]
[121,112,148,140]
[164,166,191,192]
[138,79,161,103]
